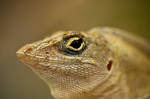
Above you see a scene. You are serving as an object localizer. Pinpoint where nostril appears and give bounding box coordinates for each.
[24,47,33,55]
[25,47,33,53]
[107,60,113,71]
[26,47,33,52]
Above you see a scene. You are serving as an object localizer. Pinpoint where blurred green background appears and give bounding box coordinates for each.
[1,0,150,99]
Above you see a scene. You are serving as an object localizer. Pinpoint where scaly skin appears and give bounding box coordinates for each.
[16,27,150,99]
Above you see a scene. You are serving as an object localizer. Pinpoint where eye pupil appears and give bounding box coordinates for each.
[59,35,87,55]
[70,38,82,49]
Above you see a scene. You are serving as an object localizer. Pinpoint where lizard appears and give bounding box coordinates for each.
[16,27,150,99]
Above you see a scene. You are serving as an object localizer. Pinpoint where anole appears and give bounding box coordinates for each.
[16,27,150,99]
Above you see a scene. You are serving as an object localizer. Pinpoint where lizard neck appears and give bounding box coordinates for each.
[47,71,130,99]
[91,71,130,99]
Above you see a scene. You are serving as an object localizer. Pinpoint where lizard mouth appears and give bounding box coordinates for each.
[16,50,38,66]
[16,44,40,66]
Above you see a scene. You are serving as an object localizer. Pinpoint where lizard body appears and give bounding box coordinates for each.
[16,27,150,99]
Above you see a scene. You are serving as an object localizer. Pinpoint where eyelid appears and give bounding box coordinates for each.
[66,37,80,46]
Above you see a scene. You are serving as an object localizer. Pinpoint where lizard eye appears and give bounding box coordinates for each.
[59,36,87,55]
[66,37,85,51]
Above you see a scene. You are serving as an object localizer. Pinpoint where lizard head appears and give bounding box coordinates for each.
[16,30,117,99]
